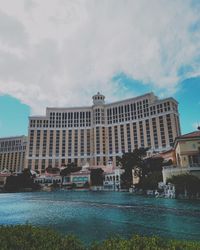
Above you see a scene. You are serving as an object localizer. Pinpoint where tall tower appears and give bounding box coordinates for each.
[92,92,107,166]
[92,92,105,106]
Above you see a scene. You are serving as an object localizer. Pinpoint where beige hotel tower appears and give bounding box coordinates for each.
[26,92,181,173]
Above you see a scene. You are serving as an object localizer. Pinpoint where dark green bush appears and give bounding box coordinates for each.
[0,225,199,250]
[0,225,84,250]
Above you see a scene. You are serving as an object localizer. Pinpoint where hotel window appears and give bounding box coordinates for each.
[74,112,79,127]
[120,125,125,153]
[68,112,73,127]
[35,159,39,170]
[101,108,105,124]
[108,127,112,154]
[133,122,138,148]
[81,129,84,156]
[126,124,131,152]
[102,127,106,155]
[56,130,60,156]
[152,118,158,149]
[62,130,66,157]
[145,119,151,147]
[130,103,137,120]
[41,159,45,173]
[42,130,47,157]
[29,130,34,157]
[35,130,40,157]
[68,130,72,157]
[139,121,144,148]
[166,114,173,146]
[159,116,166,148]
[80,112,85,127]
[87,129,90,156]
[113,107,118,123]
[86,111,91,127]
[107,108,111,124]
[114,126,119,153]
[49,130,54,157]
[48,159,52,167]
[74,130,78,156]
[95,108,100,125]
[125,104,130,121]
[118,106,124,122]
[96,127,100,154]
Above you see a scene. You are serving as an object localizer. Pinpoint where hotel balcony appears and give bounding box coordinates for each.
[162,164,200,184]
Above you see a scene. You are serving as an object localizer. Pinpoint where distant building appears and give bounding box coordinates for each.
[62,168,91,188]
[34,173,62,186]
[26,92,181,173]
[0,136,27,173]
[162,131,200,183]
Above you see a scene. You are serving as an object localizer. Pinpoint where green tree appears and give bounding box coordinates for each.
[45,166,60,174]
[60,163,81,177]
[117,148,148,189]
[5,169,40,192]
[90,168,104,186]
[167,174,200,198]
[136,171,163,190]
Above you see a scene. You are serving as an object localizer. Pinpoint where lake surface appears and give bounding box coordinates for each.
[0,190,200,243]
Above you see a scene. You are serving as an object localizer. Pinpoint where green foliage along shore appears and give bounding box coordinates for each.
[0,225,200,250]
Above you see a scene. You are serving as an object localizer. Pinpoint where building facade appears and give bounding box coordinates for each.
[26,92,181,173]
[174,131,200,167]
[0,136,27,173]
[162,130,200,183]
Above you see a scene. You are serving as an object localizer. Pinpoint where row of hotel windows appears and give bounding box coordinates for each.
[0,146,26,153]
[0,139,24,147]
[29,129,91,158]
[0,152,25,171]
[30,101,177,128]
[28,114,175,158]
[28,157,92,170]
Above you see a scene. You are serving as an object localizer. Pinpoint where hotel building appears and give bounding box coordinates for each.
[26,92,181,173]
[0,136,27,173]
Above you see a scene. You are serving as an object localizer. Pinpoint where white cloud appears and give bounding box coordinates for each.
[0,0,199,114]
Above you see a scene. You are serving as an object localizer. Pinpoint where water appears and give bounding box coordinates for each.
[0,190,200,243]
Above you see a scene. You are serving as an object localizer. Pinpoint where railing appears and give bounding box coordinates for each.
[163,165,200,173]
[163,164,200,170]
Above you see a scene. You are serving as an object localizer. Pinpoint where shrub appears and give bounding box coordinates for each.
[0,225,200,250]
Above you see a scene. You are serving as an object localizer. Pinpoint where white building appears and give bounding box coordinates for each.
[26,92,181,173]
[103,168,125,191]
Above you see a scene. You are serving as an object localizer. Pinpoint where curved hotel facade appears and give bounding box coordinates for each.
[26,92,181,173]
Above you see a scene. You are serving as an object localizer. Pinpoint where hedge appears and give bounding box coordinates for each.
[0,225,199,250]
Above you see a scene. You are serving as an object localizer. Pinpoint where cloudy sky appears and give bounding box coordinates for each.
[0,0,200,136]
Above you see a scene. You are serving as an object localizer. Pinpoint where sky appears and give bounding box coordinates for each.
[0,0,200,137]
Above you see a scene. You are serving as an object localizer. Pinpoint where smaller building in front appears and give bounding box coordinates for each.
[62,163,91,188]
[103,168,124,191]
[0,136,27,173]
[162,130,200,183]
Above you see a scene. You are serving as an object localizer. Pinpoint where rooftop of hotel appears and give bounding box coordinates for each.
[176,130,200,139]
[29,92,178,119]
